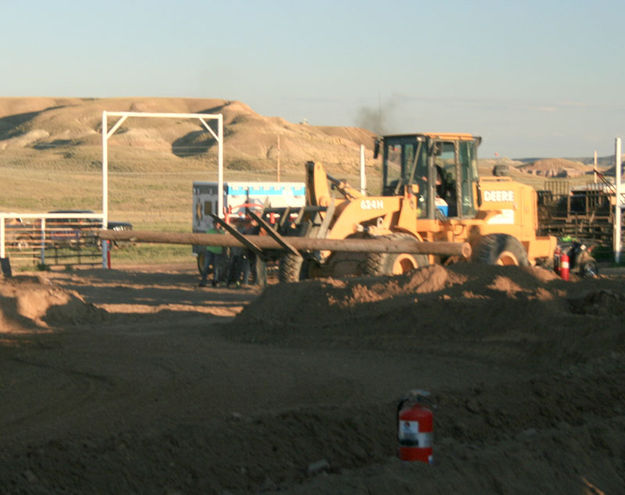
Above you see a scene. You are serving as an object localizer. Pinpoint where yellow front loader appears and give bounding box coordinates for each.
[274,133,556,281]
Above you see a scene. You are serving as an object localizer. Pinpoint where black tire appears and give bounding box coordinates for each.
[477,234,529,266]
[197,251,207,275]
[279,253,304,283]
[580,260,599,278]
[252,256,268,287]
[364,234,429,276]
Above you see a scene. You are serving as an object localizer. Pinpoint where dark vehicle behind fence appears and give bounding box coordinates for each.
[46,210,133,248]
[2,211,132,266]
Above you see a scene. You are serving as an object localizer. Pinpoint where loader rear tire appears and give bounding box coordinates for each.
[279,253,305,283]
[364,234,429,276]
[477,234,529,266]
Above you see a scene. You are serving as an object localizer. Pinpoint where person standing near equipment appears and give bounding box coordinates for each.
[226,219,250,287]
[199,223,224,287]
[226,215,259,287]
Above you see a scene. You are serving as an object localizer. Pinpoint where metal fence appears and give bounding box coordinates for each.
[0,212,104,267]
[537,179,624,248]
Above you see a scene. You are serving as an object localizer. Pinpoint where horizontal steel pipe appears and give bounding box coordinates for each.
[99,230,472,258]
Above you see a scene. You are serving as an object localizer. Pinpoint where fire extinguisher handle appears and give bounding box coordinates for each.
[398,390,432,413]
[402,389,430,401]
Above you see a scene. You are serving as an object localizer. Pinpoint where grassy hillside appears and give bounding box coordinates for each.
[0,97,377,235]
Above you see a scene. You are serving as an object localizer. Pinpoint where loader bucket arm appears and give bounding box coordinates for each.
[306,161,363,206]
[306,161,332,207]
[325,173,364,201]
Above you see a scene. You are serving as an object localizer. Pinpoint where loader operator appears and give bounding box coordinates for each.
[417,164,453,217]
[435,164,457,215]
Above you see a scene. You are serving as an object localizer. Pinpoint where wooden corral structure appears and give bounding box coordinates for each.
[537,178,624,247]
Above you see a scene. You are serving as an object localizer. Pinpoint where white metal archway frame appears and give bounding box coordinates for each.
[101,111,224,230]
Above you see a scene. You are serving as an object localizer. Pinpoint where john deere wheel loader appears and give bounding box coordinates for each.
[268,133,556,282]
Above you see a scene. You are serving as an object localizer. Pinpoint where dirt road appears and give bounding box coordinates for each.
[1,262,624,494]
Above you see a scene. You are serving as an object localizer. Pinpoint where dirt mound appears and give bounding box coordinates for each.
[228,264,625,366]
[0,276,106,332]
[519,158,591,177]
[569,289,625,316]
[1,265,624,494]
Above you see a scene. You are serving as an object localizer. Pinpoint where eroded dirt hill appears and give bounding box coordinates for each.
[0,97,376,173]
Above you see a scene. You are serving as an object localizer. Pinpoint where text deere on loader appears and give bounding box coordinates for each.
[273,132,556,282]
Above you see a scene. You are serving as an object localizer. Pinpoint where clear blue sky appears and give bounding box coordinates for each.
[2,0,625,158]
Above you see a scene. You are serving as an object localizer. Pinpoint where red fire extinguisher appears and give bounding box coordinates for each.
[397,390,433,464]
[560,252,570,281]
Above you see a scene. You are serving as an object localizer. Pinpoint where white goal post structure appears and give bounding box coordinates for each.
[101,111,224,266]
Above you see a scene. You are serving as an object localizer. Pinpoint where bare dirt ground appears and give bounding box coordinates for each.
[1,261,624,494]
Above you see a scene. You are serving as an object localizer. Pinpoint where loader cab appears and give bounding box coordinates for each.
[377,133,481,219]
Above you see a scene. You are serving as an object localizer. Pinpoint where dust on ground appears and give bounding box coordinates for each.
[0,262,624,494]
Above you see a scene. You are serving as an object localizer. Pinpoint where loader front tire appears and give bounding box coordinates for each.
[364,234,429,276]
[477,234,529,266]
[279,253,305,283]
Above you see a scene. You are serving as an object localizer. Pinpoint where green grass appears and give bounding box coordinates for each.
[0,145,318,266]
[110,244,194,265]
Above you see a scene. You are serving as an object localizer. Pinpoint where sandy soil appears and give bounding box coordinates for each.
[1,262,624,494]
